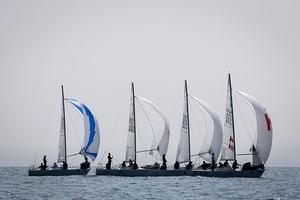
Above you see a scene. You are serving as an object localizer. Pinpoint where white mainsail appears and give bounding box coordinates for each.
[190,96,223,162]
[235,90,273,165]
[137,97,170,160]
[221,75,236,161]
[57,100,66,163]
[176,82,190,163]
[66,99,101,161]
[125,84,136,162]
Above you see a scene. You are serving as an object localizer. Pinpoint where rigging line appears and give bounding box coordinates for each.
[135,117,146,161]
[237,153,255,156]
[139,146,158,164]
[105,88,128,150]
[139,150,147,164]
[188,104,203,154]
[194,101,209,152]
[190,96,209,153]
[232,94,254,144]
[195,155,201,165]
[178,160,189,164]
[191,152,209,157]
[136,97,157,150]
[67,153,80,157]
[68,153,78,164]
[234,90,259,143]
[33,98,57,165]
[173,87,185,122]
[138,147,161,162]
[65,104,82,148]
[104,111,119,149]
[148,152,158,163]
[174,88,186,134]
[137,148,158,153]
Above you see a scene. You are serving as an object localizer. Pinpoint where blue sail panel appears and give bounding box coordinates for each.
[82,104,95,151]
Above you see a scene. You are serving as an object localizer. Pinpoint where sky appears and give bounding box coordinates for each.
[0,0,299,167]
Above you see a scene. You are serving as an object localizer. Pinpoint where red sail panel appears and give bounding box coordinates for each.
[264,113,272,131]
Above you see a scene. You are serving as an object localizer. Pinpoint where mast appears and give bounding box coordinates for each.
[61,85,67,163]
[228,73,237,161]
[131,82,137,163]
[185,80,191,162]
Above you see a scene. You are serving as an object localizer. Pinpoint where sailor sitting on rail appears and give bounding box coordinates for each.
[174,161,180,169]
[186,161,193,170]
[232,160,240,170]
[80,156,90,170]
[199,161,210,170]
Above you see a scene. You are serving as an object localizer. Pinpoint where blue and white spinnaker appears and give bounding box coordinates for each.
[66,99,100,161]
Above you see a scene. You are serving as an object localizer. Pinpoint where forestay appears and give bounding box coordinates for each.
[235,90,273,165]
[66,99,100,161]
[137,97,170,160]
[190,96,223,162]
[221,76,236,161]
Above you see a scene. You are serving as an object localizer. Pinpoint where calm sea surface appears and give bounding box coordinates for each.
[0,167,299,199]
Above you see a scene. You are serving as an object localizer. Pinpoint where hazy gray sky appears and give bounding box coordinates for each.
[0,0,299,167]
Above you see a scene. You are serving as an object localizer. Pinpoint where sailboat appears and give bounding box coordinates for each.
[28,85,100,176]
[96,82,174,176]
[175,80,223,171]
[197,73,273,177]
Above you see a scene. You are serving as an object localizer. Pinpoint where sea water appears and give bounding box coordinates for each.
[0,167,299,199]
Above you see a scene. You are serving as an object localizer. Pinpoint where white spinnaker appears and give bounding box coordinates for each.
[221,76,235,161]
[57,101,66,163]
[190,96,223,162]
[235,90,273,165]
[176,87,190,163]
[137,97,170,160]
[125,88,135,162]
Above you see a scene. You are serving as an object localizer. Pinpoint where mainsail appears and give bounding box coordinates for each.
[125,83,136,162]
[137,97,170,160]
[176,81,190,163]
[221,74,236,161]
[58,97,66,163]
[190,96,223,162]
[66,99,100,161]
[235,90,273,165]
[125,83,170,163]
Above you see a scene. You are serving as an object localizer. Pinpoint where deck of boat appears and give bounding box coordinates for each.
[96,168,265,177]
[28,168,90,176]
